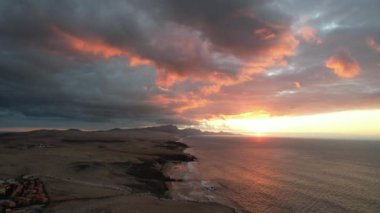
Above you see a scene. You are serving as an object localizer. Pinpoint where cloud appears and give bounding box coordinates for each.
[293,81,302,89]
[325,50,361,78]
[367,38,380,53]
[297,26,322,44]
[53,26,151,66]
[0,0,380,129]
[139,0,298,90]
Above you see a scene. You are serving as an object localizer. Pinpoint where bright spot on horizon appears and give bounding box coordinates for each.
[200,109,380,138]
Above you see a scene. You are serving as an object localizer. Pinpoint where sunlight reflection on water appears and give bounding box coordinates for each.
[169,136,380,213]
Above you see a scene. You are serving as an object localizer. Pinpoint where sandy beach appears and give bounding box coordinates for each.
[0,127,235,213]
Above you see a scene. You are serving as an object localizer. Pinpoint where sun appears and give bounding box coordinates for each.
[201,112,279,135]
[227,117,279,134]
[200,109,380,138]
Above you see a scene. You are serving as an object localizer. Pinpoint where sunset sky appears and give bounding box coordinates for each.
[0,0,379,136]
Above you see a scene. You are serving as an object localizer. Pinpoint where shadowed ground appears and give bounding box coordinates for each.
[0,128,235,213]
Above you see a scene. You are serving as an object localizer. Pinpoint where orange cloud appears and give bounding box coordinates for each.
[155,69,186,90]
[265,32,299,61]
[293,81,301,89]
[367,38,380,53]
[53,24,299,116]
[241,32,299,76]
[297,26,322,44]
[153,72,245,113]
[153,30,299,114]
[52,26,150,66]
[255,28,276,40]
[325,50,361,79]
[151,94,209,113]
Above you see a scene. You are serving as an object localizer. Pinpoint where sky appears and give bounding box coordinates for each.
[0,0,379,136]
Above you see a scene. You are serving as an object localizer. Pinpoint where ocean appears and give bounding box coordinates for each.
[168,136,380,213]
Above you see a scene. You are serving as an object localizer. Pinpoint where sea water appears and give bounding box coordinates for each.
[168,136,380,213]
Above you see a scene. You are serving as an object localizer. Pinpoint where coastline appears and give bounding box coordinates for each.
[0,129,236,212]
[166,137,245,213]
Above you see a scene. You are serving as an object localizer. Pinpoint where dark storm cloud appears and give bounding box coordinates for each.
[0,0,297,128]
[136,0,293,57]
[178,2,380,119]
[0,0,379,129]
[71,1,293,77]
[0,47,187,128]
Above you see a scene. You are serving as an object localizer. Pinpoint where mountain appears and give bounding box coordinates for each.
[137,125,234,136]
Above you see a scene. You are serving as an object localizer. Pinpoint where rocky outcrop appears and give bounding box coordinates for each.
[0,175,48,213]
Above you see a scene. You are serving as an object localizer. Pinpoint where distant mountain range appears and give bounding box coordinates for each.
[136,125,235,136]
[0,125,235,136]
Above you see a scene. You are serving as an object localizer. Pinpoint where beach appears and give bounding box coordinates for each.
[0,128,235,213]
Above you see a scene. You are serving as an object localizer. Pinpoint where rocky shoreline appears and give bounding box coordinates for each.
[122,141,196,197]
[0,141,197,212]
[0,176,49,213]
[0,128,235,213]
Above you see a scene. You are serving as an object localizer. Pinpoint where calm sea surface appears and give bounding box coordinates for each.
[168,136,380,213]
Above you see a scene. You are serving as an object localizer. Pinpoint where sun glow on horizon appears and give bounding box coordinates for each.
[199,109,380,138]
